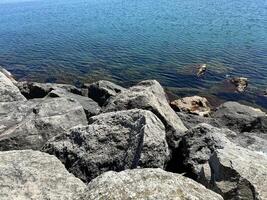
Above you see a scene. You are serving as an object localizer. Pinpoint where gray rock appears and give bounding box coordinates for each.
[48,89,101,119]
[181,123,267,200]
[0,70,26,102]
[43,109,170,183]
[76,168,223,200]
[16,81,82,99]
[176,112,219,129]
[103,80,187,149]
[213,101,267,133]
[82,80,125,106]
[0,150,86,200]
[0,97,87,150]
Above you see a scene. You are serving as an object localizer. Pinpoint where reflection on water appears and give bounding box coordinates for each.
[0,0,266,109]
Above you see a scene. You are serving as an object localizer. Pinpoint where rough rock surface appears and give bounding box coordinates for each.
[103,80,187,148]
[48,89,101,119]
[16,81,82,99]
[213,101,267,133]
[82,80,125,106]
[43,109,170,183]
[180,123,267,200]
[171,96,211,117]
[230,77,248,92]
[0,97,87,150]
[76,168,223,200]
[176,112,219,129]
[0,70,26,102]
[0,150,86,200]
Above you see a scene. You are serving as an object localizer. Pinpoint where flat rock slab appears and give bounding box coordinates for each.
[43,109,170,183]
[0,97,87,150]
[77,168,223,200]
[0,150,86,200]
[103,80,187,149]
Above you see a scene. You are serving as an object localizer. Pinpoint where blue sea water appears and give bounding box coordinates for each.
[0,0,266,108]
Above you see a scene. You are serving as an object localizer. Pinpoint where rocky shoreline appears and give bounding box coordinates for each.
[0,67,266,200]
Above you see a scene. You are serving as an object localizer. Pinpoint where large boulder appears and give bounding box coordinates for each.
[81,80,125,106]
[0,97,87,151]
[103,80,187,148]
[0,150,86,200]
[171,96,211,117]
[76,168,223,200]
[48,89,101,119]
[16,81,82,99]
[213,101,267,133]
[0,70,26,102]
[43,109,170,183]
[180,124,267,200]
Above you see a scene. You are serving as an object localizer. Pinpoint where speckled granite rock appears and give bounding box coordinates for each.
[181,123,267,200]
[103,80,187,149]
[43,109,170,182]
[0,97,87,150]
[76,168,223,200]
[0,150,86,200]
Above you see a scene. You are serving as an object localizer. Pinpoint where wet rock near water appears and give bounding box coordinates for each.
[0,150,86,200]
[43,109,170,183]
[171,96,211,117]
[81,80,125,106]
[230,77,248,92]
[16,81,82,99]
[76,168,223,200]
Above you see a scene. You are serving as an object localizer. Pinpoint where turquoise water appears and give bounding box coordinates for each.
[0,0,266,108]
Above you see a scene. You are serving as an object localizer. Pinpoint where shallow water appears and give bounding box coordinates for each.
[0,0,266,108]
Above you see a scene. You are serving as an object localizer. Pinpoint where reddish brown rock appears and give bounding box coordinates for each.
[171,96,211,117]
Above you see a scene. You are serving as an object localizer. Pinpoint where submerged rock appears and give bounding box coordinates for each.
[197,64,207,77]
[0,97,87,151]
[230,77,248,92]
[77,168,223,200]
[43,109,170,183]
[0,70,26,102]
[82,80,125,106]
[171,96,211,117]
[180,123,267,200]
[16,81,82,99]
[0,150,86,200]
[103,80,187,149]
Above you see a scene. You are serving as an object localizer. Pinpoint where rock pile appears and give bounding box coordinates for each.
[0,67,266,200]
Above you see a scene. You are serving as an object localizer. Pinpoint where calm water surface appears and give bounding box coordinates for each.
[0,0,266,108]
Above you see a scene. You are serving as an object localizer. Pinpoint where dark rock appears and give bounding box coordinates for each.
[176,112,219,129]
[48,89,101,119]
[0,150,86,200]
[16,81,82,99]
[0,70,26,102]
[0,97,87,151]
[82,80,125,106]
[180,123,267,200]
[212,101,267,133]
[103,80,187,149]
[76,168,223,200]
[42,109,170,183]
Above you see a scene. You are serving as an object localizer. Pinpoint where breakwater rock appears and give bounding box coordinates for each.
[0,67,266,200]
